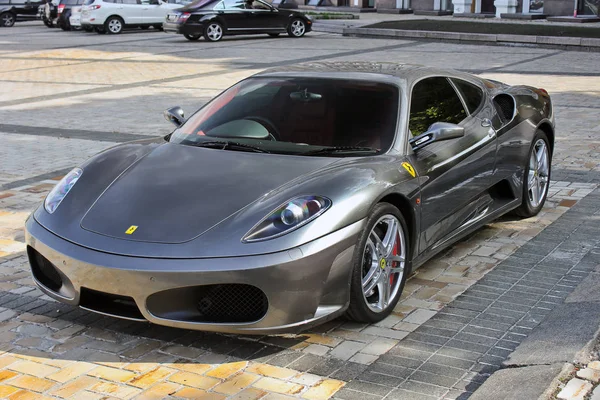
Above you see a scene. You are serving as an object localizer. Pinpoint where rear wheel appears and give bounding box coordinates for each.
[1,12,16,27]
[184,33,201,41]
[345,203,410,323]
[203,22,223,42]
[105,16,123,34]
[514,130,551,218]
[287,18,305,37]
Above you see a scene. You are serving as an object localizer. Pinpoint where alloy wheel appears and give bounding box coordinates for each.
[206,23,222,41]
[527,138,549,208]
[361,214,405,313]
[107,18,122,34]
[1,13,15,27]
[290,19,305,37]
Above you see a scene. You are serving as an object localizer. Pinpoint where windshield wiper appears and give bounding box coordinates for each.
[301,146,378,156]
[189,140,270,154]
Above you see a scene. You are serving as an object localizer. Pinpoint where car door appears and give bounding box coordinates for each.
[118,0,143,24]
[245,0,280,30]
[140,0,163,24]
[406,76,497,255]
[218,0,246,30]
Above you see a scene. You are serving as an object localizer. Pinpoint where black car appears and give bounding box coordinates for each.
[1,0,44,27]
[163,0,312,42]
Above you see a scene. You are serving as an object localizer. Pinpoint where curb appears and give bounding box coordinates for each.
[316,25,600,51]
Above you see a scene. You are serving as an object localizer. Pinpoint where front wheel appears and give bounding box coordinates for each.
[287,18,306,38]
[105,16,123,34]
[345,203,410,323]
[203,22,223,42]
[184,33,201,41]
[1,12,16,27]
[514,130,551,218]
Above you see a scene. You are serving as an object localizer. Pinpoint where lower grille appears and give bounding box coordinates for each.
[79,287,145,321]
[196,284,268,323]
[146,284,269,324]
[27,246,62,291]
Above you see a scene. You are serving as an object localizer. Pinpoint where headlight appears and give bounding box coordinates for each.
[242,195,331,242]
[44,168,82,214]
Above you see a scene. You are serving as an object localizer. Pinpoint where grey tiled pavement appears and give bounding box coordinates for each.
[0,21,599,399]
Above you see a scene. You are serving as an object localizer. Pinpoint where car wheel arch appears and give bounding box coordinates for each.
[375,192,418,260]
[105,14,124,25]
[536,121,554,155]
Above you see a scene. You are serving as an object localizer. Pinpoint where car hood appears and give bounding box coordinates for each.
[79,143,338,244]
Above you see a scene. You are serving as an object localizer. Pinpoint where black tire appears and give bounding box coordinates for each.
[268,33,280,37]
[184,33,201,41]
[43,17,53,27]
[95,26,106,34]
[60,21,71,31]
[104,16,123,34]
[345,203,411,323]
[83,25,94,32]
[287,18,306,38]
[514,130,552,218]
[203,21,223,42]
[0,12,16,27]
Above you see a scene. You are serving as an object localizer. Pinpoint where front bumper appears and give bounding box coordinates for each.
[25,215,363,334]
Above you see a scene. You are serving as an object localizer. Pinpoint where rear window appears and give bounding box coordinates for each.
[170,77,400,157]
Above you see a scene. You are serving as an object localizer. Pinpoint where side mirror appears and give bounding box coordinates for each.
[164,106,185,127]
[409,122,464,151]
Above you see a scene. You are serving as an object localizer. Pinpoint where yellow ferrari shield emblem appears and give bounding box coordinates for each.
[402,162,416,178]
[380,259,387,269]
[125,225,138,235]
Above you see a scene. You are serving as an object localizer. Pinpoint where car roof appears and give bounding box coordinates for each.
[255,62,481,85]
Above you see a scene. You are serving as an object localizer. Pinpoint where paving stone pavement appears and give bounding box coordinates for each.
[0,22,599,399]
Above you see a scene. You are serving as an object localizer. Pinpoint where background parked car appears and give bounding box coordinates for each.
[68,1,92,30]
[55,0,85,29]
[1,0,45,27]
[37,0,58,27]
[81,0,190,34]
[163,0,312,42]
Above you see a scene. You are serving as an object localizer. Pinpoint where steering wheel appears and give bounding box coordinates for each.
[245,116,280,141]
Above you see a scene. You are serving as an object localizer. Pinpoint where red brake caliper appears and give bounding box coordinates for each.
[390,232,399,285]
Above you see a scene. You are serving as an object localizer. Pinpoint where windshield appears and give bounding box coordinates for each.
[169,78,399,157]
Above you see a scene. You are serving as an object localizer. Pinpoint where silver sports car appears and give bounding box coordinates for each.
[25,62,554,334]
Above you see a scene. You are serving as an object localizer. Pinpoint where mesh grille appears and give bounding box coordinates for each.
[196,284,268,323]
[27,247,62,291]
[493,94,515,122]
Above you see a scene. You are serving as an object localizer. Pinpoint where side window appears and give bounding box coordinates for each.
[251,0,270,9]
[409,77,467,137]
[451,78,484,114]
[222,0,244,8]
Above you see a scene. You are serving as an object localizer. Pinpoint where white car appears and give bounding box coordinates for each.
[69,4,83,28]
[81,0,190,34]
